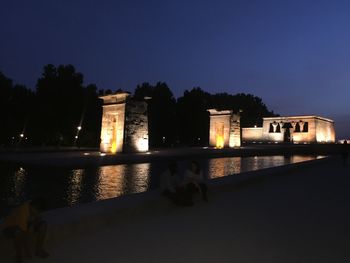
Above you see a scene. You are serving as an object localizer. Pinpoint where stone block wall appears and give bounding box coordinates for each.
[229,114,241,147]
[123,101,149,152]
[241,127,263,142]
[243,116,335,144]
[208,109,241,148]
[315,117,335,143]
[100,92,149,153]
[208,110,232,148]
[100,95,127,153]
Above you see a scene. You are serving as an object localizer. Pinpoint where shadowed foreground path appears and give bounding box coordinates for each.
[36,159,350,262]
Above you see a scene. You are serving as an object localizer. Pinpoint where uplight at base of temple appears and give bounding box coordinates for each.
[216,135,224,149]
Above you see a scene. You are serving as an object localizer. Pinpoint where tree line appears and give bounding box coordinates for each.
[0,64,277,148]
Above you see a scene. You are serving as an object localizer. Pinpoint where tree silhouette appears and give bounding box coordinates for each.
[79,84,103,147]
[209,93,277,127]
[177,89,277,146]
[34,64,84,145]
[0,72,34,146]
[177,88,211,146]
[0,72,13,145]
[33,64,102,146]
[0,66,278,149]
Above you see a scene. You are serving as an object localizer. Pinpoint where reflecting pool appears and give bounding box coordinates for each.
[0,155,324,209]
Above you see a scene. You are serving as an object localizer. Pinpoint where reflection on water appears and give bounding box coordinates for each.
[208,157,241,178]
[208,155,323,179]
[66,169,84,206]
[0,155,324,209]
[126,163,150,194]
[95,165,126,201]
[64,163,151,204]
[93,163,150,201]
[11,167,26,200]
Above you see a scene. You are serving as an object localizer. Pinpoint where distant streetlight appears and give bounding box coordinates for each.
[20,133,24,138]
[74,126,82,147]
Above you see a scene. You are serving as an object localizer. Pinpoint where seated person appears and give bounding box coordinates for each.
[160,162,182,200]
[183,161,208,203]
[0,198,49,263]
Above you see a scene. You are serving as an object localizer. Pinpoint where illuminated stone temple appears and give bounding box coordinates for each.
[208,109,241,148]
[242,116,335,144]
[100,92,149,153]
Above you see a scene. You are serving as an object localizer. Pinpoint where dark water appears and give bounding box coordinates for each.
[0,155,324,209]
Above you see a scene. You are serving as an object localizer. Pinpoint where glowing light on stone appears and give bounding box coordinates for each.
[99,93,127,154]
[101,130,110,144]
[136,138,149,152]
[111,141,117,153]
[229,136,241,148]
[242,116,335,144]
[99,92,149,153]
[216,135,224,149]
[208,109,241,149]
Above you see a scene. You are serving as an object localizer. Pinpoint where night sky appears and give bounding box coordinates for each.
[1,0,349,138]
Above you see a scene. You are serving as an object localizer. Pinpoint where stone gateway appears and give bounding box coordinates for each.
[208,109,241,148]
[99,92,149,153]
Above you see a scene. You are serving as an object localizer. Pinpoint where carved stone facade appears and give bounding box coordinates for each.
[123,100,149,153]
[242,116,335,144]
[229,114,241,148]
[100,92,149,153]
[208,109,241,148]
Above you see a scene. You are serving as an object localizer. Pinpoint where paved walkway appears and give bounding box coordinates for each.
[5,158,350,263]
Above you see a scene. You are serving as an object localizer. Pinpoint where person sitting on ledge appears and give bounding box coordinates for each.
[160,163,182,201]
[183,161,208,203]
[0,198,49,263]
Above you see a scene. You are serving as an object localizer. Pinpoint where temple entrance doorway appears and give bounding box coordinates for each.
[284,128,291,142]
[215,122,224,148]
[283,122,292,143]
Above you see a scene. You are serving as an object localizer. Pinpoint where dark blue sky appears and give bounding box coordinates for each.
[1,0,349,138]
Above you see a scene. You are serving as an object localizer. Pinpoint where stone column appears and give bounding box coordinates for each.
[272,122,278,133]
[229,114,241,147]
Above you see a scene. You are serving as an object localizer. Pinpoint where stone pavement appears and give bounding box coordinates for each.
[3,157,350,263]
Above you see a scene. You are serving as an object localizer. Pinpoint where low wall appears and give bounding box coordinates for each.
[0,156,335,259]
[241,127,263,142]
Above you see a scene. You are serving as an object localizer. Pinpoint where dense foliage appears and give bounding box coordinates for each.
[0,65,277,148]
